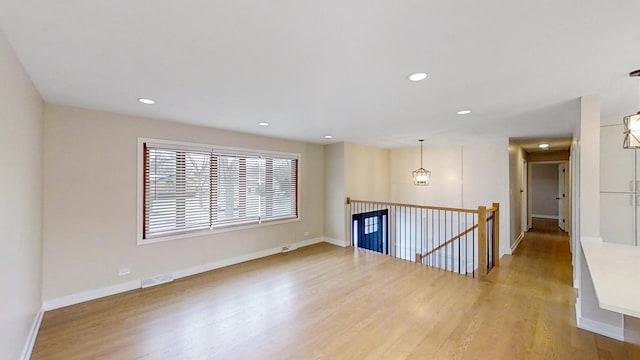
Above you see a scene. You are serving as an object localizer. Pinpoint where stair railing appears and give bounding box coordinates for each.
[346,198,499,279]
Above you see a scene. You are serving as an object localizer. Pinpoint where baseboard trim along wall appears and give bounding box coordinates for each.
[532,214,559,220]
[42,280,141,311]
[577,315,624,342]
[324,237,349,247]
[43,237,329,311]
[20,310,44,360]
[511,232,525,253]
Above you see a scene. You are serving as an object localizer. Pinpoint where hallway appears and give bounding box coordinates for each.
[32,219,632,359]
[479,218,631,359]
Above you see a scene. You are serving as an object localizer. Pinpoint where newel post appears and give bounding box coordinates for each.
[478,206,488,280]
[493,202,500,268]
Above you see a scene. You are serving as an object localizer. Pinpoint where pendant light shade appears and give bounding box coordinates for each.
[624,70,640,149]
[413,139,431,186]
[624,113,640,149]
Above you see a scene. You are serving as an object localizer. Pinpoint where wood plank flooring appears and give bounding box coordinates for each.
[32,219,632,359]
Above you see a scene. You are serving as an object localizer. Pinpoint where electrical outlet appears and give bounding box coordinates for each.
[118,267,131,276]
[303,231,310,237]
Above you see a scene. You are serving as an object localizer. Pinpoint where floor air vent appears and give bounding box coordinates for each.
[141,273,173,288]
[282,244,298,253]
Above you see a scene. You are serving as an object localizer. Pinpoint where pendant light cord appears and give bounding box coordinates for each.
[419,139,424,168]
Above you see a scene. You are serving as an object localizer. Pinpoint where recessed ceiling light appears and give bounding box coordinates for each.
[539,143,550,149]
[324,135,332,139]
[457,109,472,115]
[258,122,270,127]
[408,72,428,81]
[137,98,155,105]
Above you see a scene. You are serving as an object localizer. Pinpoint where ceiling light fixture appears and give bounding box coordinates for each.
[137,98,155,105]
[324,135,332,139]
[623,69,640,149]
[539,143,550,149]
[408,72,428,81]
[258,122,270,127]
[457,109,472,115]
[412,139,431,186]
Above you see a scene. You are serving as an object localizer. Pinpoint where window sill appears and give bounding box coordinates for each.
[137,217,301,246]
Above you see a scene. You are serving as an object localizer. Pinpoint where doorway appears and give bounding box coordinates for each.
[352,209,389,254]
[528,161,569,232]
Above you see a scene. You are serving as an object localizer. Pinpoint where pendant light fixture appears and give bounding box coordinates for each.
[412,139,431,186]
[623,69,640,149]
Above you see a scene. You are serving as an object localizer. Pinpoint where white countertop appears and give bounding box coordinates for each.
[581,237,640,318]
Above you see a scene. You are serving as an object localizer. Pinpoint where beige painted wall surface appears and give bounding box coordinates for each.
[0,29,44,359]
[344,142,390,202]
[389,145,462,207]
[508,142,528,247]
[531,164,559,217]
[323,143,345,242]
[43,104,324,301]
[461,139,511,256]
[390,139,511,256]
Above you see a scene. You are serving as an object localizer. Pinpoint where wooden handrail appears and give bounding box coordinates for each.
[347,197,500,279]
[346,198,479,214]
[420,224,479,258]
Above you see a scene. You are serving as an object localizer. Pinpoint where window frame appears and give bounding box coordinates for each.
[137,137,301,245]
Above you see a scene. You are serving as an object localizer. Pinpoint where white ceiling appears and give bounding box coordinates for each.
[1,0,639,148]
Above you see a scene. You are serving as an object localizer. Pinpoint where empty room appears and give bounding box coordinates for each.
[2,1,640,359]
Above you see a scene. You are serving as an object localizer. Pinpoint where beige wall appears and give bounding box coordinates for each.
[508,142,528,248]
[461,140,511,256]
[323,143,345,242]
[531,164,559,217]
[42,104,324,301]
[344,142,390,202]
[0,29,44,359]
[390,139,511,256]
[390,145,463,207]
[323,142,390,244]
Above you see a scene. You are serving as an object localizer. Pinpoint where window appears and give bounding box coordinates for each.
[141,140,299,240]
[364,217,378,234]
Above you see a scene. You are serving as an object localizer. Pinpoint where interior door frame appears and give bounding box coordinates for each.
[558,163,567,230]
[528,160,571,231]
[522,159,529,233]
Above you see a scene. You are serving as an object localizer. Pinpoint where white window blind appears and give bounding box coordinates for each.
[143,142,298,240]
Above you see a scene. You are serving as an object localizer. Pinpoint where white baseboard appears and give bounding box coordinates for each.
[42,280,141,311]
[175,236,325,279]
[577,315,624,341]
[511,232,525,253]
[297,237,325,248]
[20,309,44,360]
[173,246,281,280]
[323,237,348,247]
[532,214,559,220]
[42,237,326,311]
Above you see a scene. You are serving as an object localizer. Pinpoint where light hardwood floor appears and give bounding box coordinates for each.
[32,219,632,359]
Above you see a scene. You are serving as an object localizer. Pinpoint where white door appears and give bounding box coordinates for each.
[558,164,566,230]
